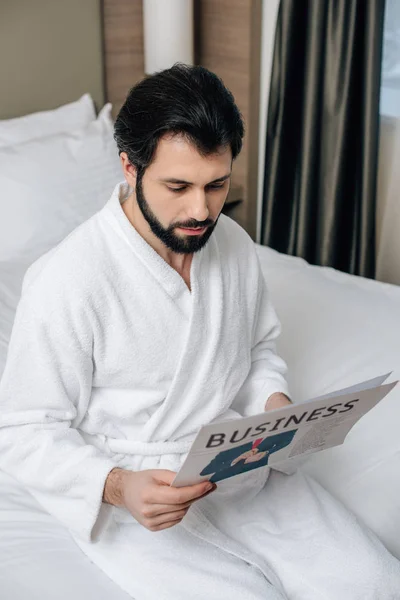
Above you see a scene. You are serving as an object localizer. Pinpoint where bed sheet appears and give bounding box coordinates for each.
[255,244,400,559]
[0,245,399,599]
[0,469,131,600]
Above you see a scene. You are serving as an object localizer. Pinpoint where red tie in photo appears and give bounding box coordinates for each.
[252,438,263,450]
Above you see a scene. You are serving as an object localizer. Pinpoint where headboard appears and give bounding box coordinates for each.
[0,0,105,119]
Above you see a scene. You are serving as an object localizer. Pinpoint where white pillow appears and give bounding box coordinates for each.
[0,261,28,380]
[256,244,400,559]
[0,103,123,263]
[0,94,96,148]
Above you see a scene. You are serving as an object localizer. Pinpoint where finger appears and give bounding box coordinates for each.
[153,480,214,505]
[148,483,218,517]
[143,500,193,518]
[149,518,183,532]
[145,509,188,530]
[153,508,188,526]
[144,492,209,518]
[152,470,178,486]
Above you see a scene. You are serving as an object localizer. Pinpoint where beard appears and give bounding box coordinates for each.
[135,173,219,255]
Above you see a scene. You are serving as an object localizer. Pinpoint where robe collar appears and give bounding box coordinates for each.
[103,182,207,300]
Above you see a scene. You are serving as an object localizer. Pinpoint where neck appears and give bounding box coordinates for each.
[121,193,192,274]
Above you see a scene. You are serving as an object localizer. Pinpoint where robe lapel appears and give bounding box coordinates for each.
[141,232,251,442]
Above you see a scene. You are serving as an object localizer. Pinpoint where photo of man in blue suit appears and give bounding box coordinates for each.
[200,429,297,483]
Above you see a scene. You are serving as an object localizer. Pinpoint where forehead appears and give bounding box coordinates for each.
[147,134,232,181]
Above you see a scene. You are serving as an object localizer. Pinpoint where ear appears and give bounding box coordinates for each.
[120,152,138,187]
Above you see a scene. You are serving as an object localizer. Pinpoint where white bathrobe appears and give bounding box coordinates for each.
[0,182,399,600]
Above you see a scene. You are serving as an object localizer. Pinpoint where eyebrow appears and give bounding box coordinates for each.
[160,173,232,185]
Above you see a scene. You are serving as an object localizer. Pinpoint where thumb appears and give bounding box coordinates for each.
[153,470,177,486]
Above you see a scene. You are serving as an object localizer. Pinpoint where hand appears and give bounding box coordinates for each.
[231,449,258,466]
[244,450,268,464]
[120,469,216,532]
[264,392,292,411]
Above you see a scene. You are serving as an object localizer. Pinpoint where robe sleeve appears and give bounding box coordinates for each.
[232,251,291,417]
[0,273,119,543]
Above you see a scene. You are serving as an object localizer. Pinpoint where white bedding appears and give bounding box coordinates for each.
[256,246,400,559]
[0,243,399,598]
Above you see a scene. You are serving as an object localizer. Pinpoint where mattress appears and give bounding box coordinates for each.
[0,244,399,598]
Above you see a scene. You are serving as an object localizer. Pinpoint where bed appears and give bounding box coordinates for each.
[1,245,400,598]
[0,93,399,596]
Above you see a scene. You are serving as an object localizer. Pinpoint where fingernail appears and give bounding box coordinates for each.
[206,483,213,491]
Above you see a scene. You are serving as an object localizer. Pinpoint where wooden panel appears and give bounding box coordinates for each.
[195,0,262,238]
[103,0,261,237]
[102,0,145,117]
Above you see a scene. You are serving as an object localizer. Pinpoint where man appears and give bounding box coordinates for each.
[0,64,399,600]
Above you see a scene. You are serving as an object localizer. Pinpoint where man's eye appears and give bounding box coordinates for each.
[167,183,225,193]
[168,187,187,193]
[207,184,225,190]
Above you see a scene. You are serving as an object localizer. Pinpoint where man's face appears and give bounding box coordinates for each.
[124,134,232,254]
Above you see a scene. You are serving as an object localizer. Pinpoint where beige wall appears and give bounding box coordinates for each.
[376,116,397,251]
[0,0,104,119]
[376,115,400,285]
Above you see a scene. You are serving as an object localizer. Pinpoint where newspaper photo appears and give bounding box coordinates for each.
[172,373,398,487]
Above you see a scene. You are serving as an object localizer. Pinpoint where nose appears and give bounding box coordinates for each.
[189,189,210,223]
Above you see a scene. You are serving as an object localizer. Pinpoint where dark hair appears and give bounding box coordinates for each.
[114,63,244,176]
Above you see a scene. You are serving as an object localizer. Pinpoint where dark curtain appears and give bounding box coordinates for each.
[260,0,385,278]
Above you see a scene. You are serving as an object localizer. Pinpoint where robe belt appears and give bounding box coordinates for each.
[106,437,194,456]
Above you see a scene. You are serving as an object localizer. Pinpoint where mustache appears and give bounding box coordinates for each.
[171,218,214,230]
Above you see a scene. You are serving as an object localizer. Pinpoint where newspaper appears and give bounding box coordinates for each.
[172,373,398,487]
